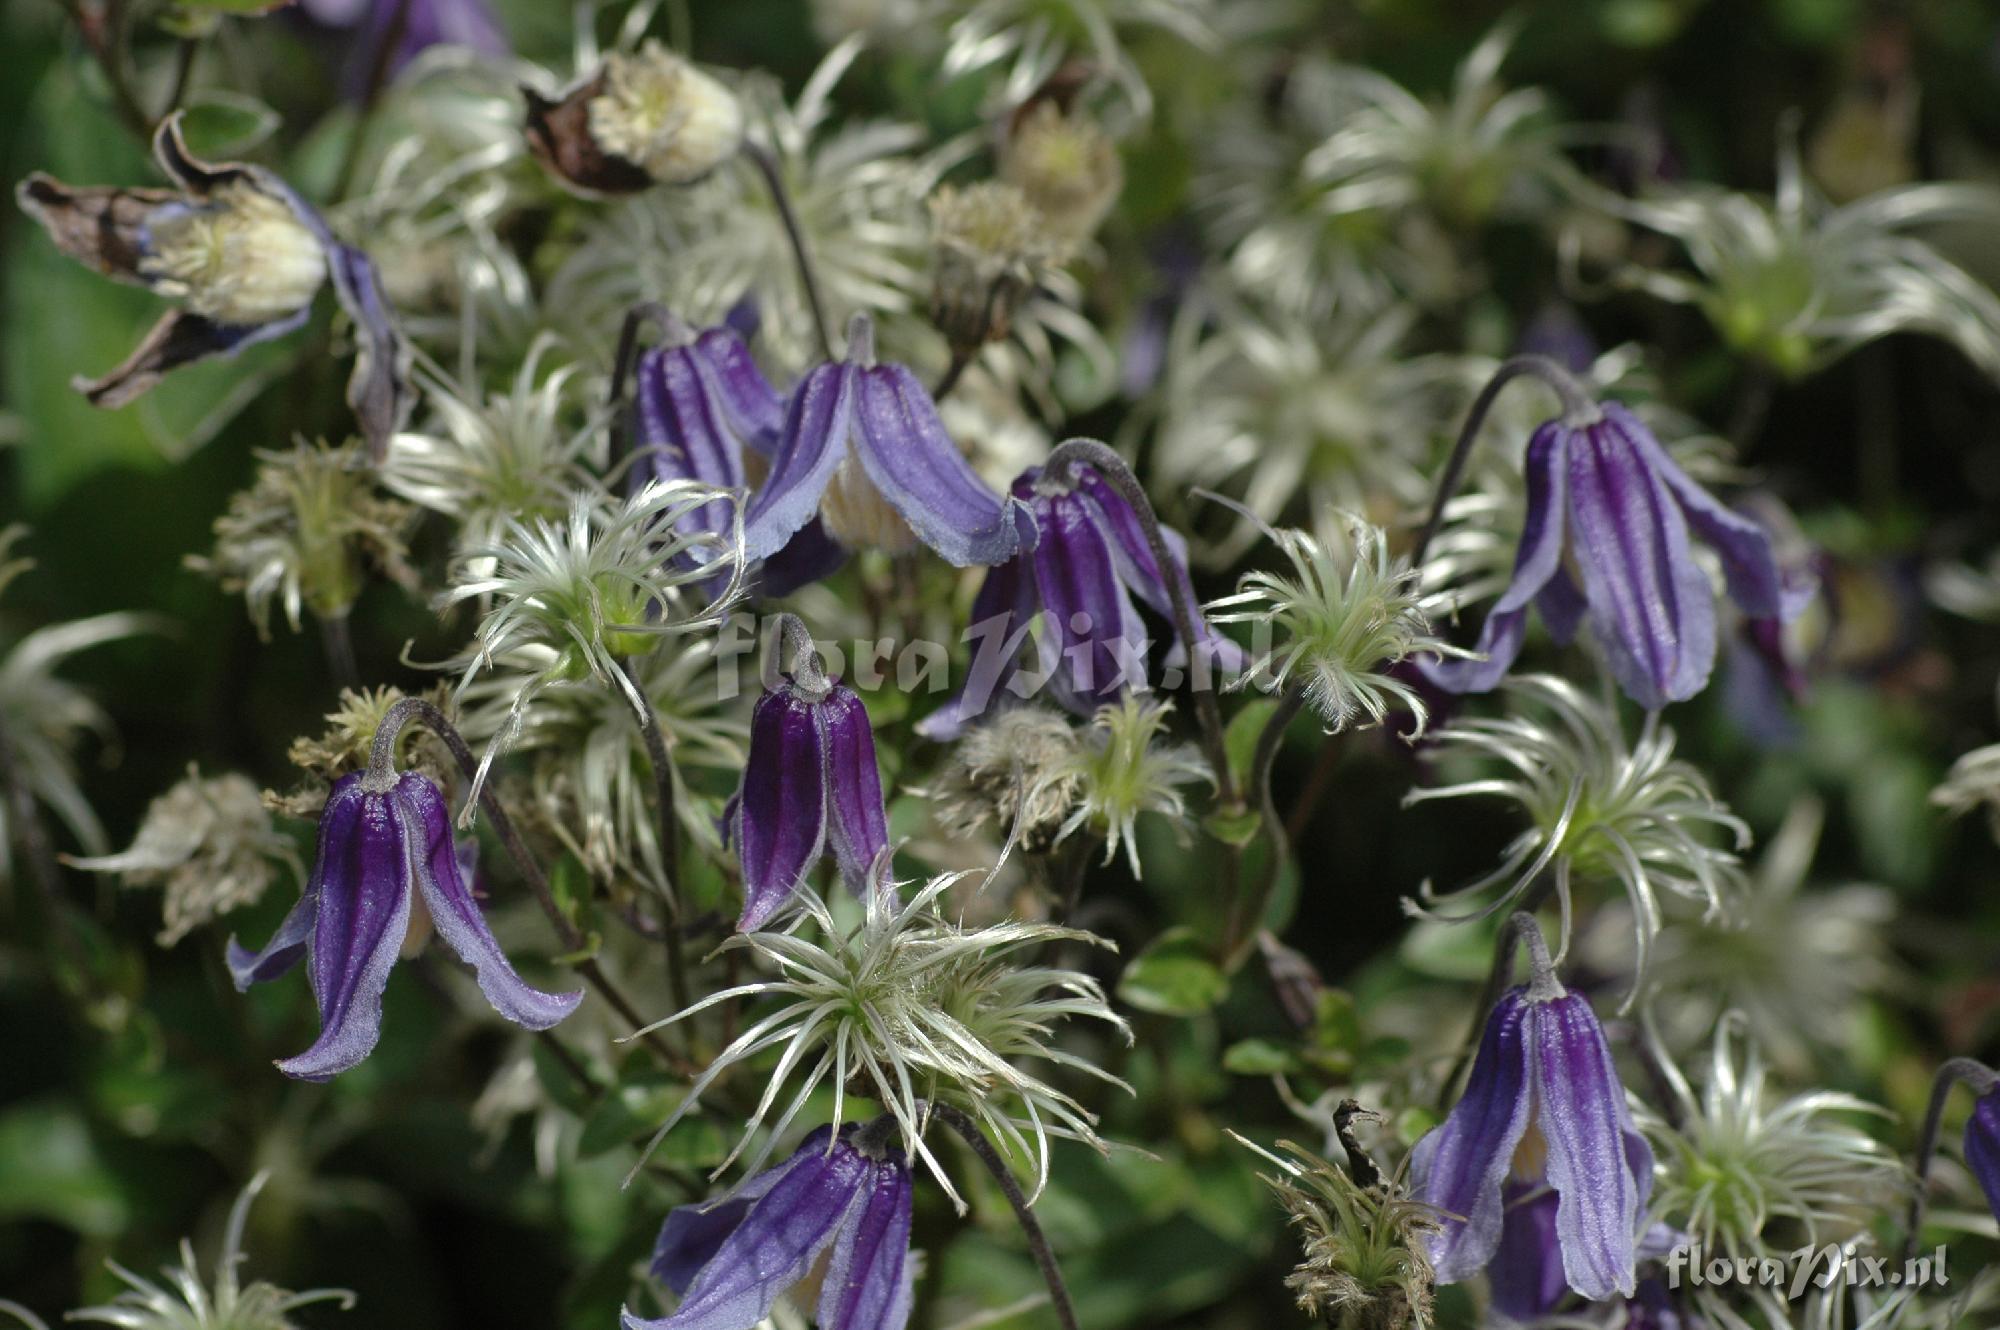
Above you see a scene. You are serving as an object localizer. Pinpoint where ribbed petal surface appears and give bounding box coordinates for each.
[1028,488,1148,715]
[744,363,855,561]
[851,364,1025,567]
[818,1152,914,1330]
[735,684,829,931]
[1531,991,1646,1301]
[818,684,891,896]
[1411,988,1534,1282]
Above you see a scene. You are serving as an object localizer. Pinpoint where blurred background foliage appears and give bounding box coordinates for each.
[3,0,2000,1326]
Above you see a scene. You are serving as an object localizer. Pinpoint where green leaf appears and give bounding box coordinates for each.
[0,1102,130,1237]
[1221,1038,1298,1076]
[1118,927,1230,1017]
[1222,698,1278,792]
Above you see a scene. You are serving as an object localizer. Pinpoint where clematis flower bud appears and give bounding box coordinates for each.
[1001,101,1122,243]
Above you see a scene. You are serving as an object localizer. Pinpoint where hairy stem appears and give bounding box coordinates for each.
[1043,438,1235,807]
[367,697,688,1068]
[742,141,833,362]
[930,1103,1079,1330]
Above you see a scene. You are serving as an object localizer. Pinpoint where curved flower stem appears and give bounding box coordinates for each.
[768,611,830,697]
[1901,1056,2000,1266]
[1043,438,1235,808]
[933,347,973,401]
[619,659,693,1017]
[1435,887,1555,1110]
[741,141,833,362]
[1409,353,1598,568]
[368,697,689,1068]
[929,1102,1079,1330]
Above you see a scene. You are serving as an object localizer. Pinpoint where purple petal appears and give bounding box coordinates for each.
[1965,1089,2000,1225]
[396,773,581,1030]
[817,685,891,897]
[226,886,318,989]
[1564,415,1716,709]
[636,341,749,541]
[1425,422,1568,695]
[1410,988,1534,1282]
[1614,405,1814,621]
[1067,465,1246,678]
[651,1129,827,1294]
[1490,1183,1569,1322]
[751,518,849,598]
[818,1153,913,1330]
[744,363,856,561]
[914,556,1035,740]
[277,776,412,1081]
[322,242,415,462]
[1537,564,1588,646]
[623,1137,869,1330]
[851,364,1025,567]
[1531,991,1645,1301]
[1030,488,1150,715]
[735,685,829,931]
[695,327,784,459]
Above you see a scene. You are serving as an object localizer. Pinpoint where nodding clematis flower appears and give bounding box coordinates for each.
[628,312,841,594]
[625,1120,912,1330]
[729,617,890,931]
[742,313,1035,569]
[1966,1083,2000,1225]
[918,449,1241,739]
[14,115,411,460]
[1425,399,1813,710]
[1411,915,1653,1308]
[227,767,580,1080]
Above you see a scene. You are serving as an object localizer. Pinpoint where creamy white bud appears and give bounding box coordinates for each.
[142,183,326,326]
[1001,103,1123,242]
[588,41,745,185]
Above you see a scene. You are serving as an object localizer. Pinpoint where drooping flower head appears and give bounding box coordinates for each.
[1404,675,1749,992]
[228,760,581,1080]
[625,1120,913,1330]
[730,616,892,931]
[1410,913,1653,1310]
[66,1171,353,1330]
[14,115,411,458]
[626,872,1130,1207]
[743,313,1034,567]
[1424,395,1812,711]
[918,444,1240,738]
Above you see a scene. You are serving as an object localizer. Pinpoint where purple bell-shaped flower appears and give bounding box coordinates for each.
[627,1121,914,1330]
[228,767,580,1080]
[1425,399,1812,710]
[919,447,1242,739]
[730,616,891,931]
[741,313,1034,569]
[1411,914,1654,1304]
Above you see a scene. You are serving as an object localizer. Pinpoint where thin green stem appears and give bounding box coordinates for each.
[930,1102,1079,1330]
